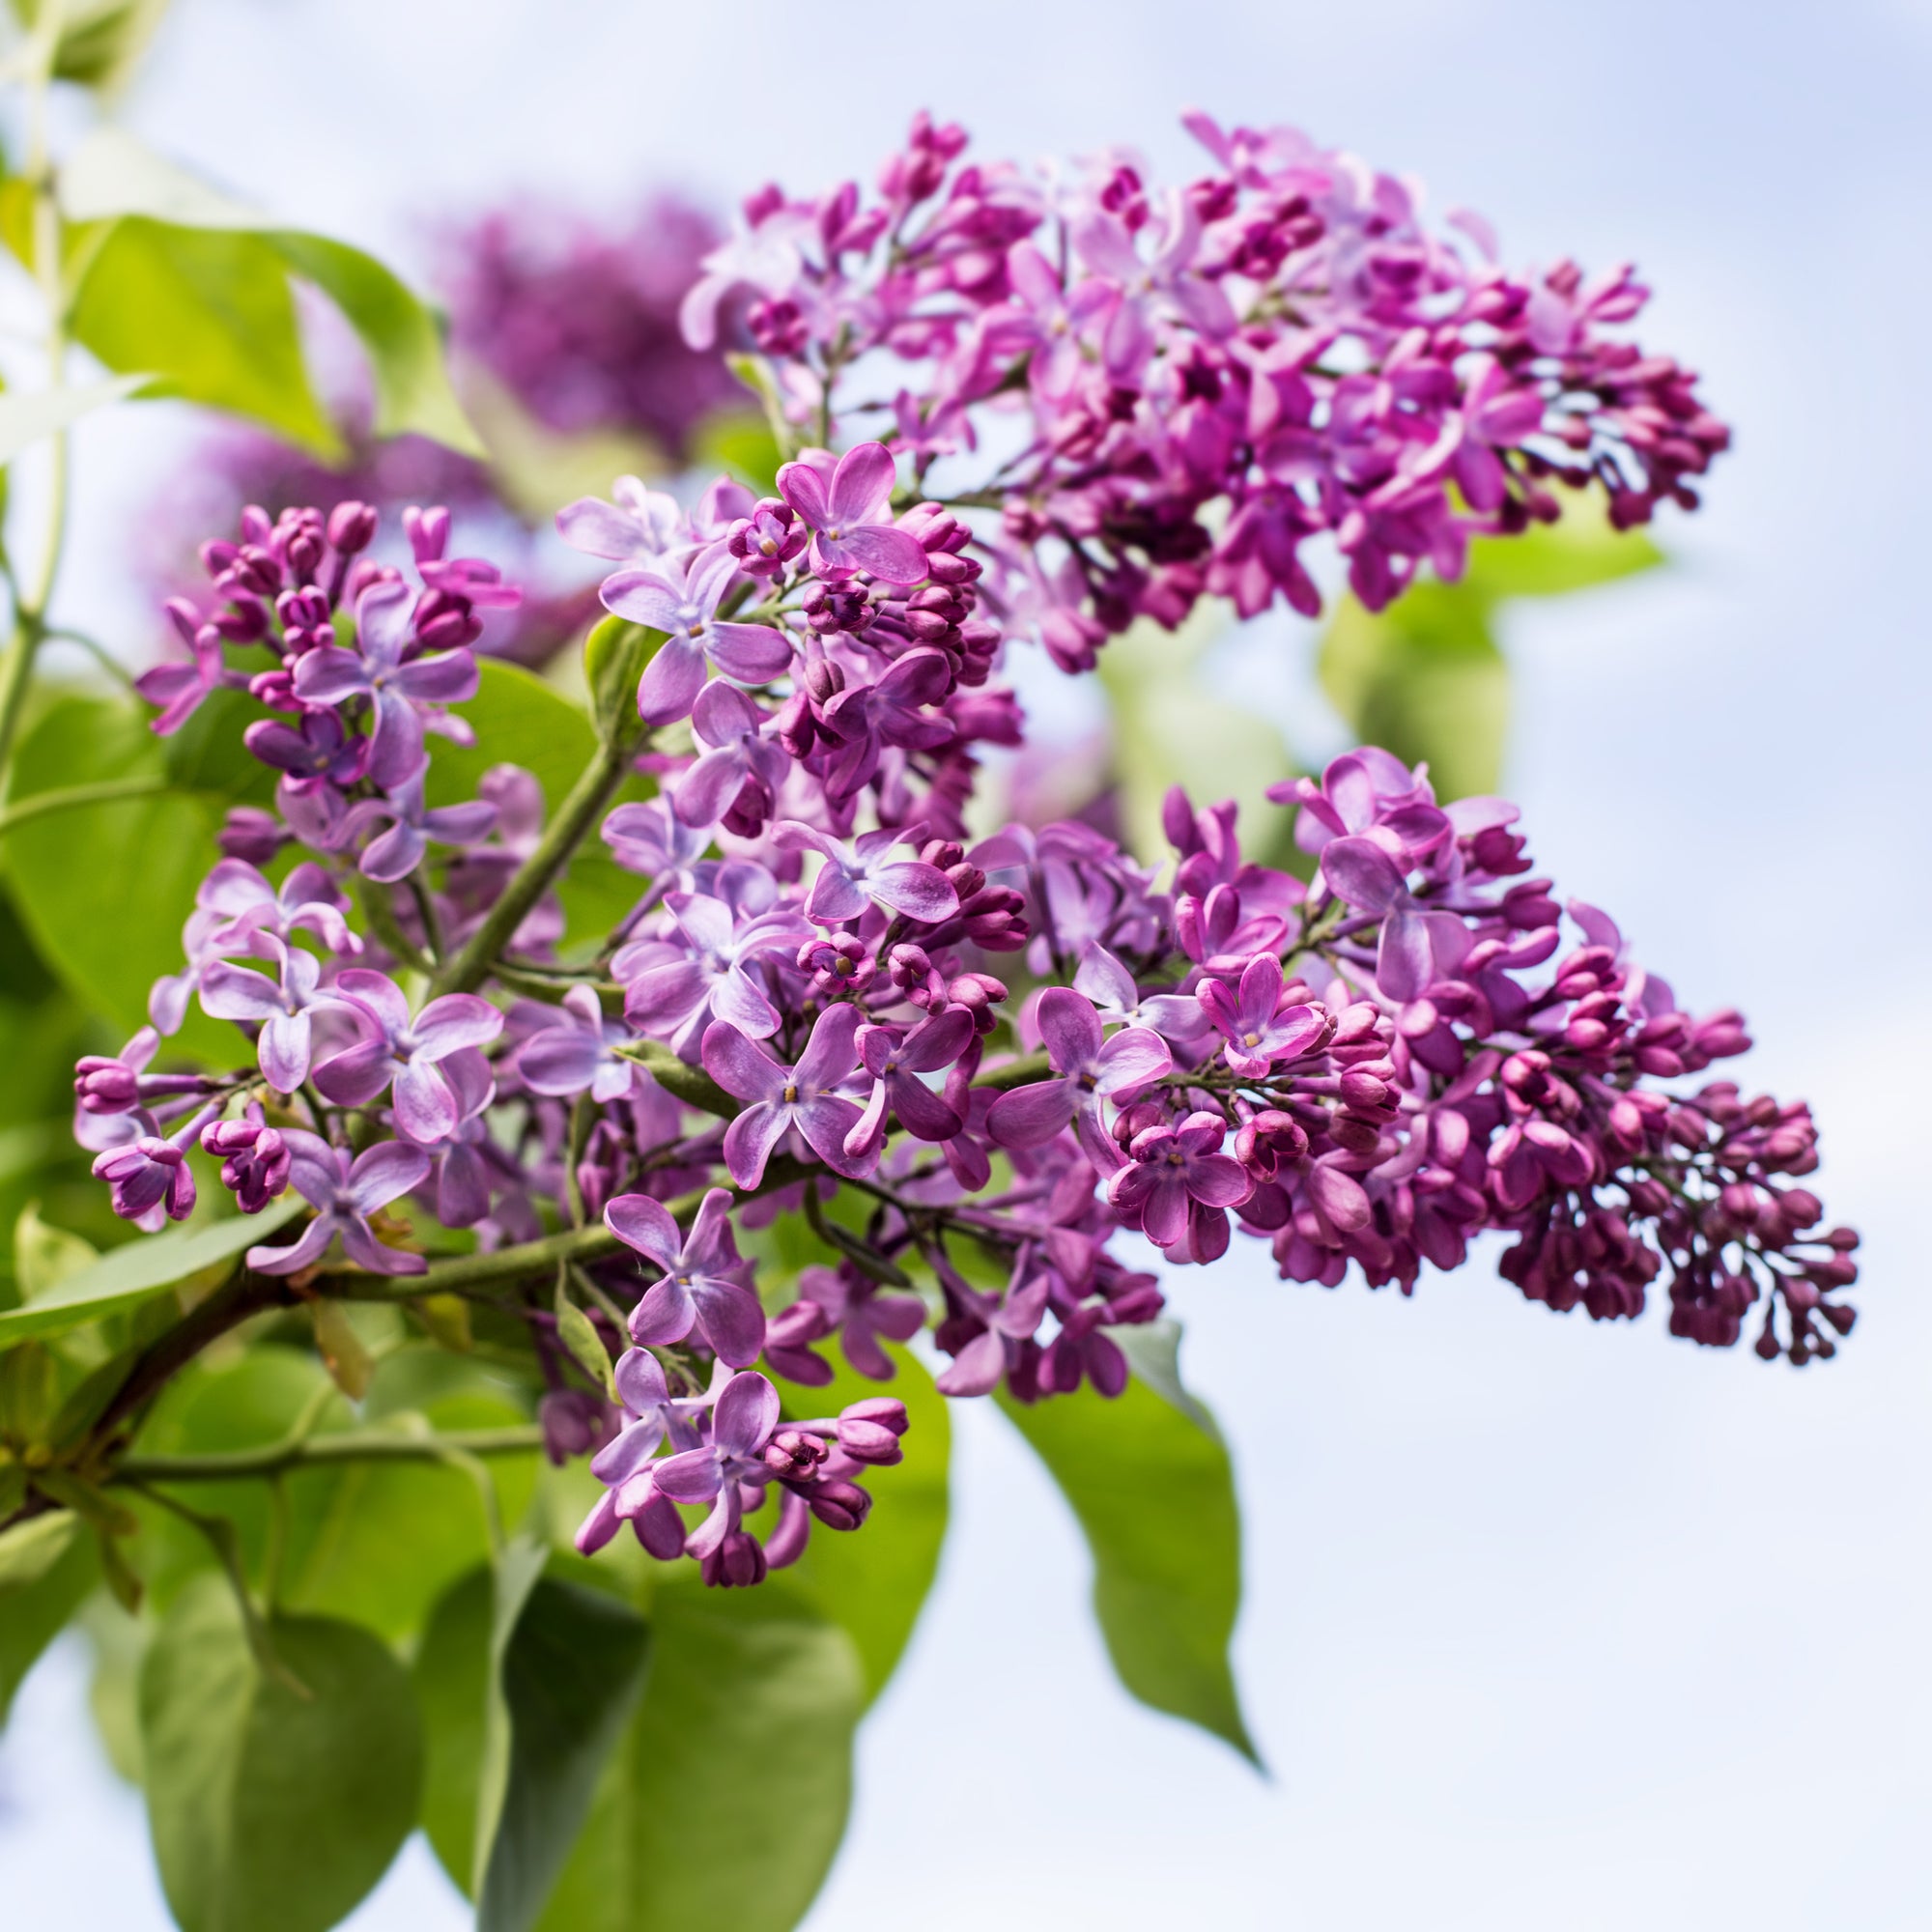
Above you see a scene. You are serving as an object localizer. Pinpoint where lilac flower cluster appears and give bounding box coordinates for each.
[682,112,1730,662]
[73,121,1845,1591]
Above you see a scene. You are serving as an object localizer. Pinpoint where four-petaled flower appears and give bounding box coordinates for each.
[245,1133,430,1276]
[775,820,959,926]
[1197,954,1331,1078]
[1106,1112,1254,1252]
[986,989,1170,1171]
[846,1008,975,1158]
[312,970,503,1143]
[775,442,930,585]
[650,1370,783,1560]
[605,1186,766,1367]
[198,938,349,1093]
[292,580,479,787]
[518,985,639,1105]
[702,1003,870,1187]
[599,544,794,725]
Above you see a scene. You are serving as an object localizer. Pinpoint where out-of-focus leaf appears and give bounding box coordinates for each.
[70,218,338,455]
[414,1566,495,1894]
[0,372,149,465]
[426,659,649,948]
[0,1505,78,1590]
[0,1200,299,1346]
[1,690,232,1060]
[1317,492,1664,800]
[139,1578,423,1932]
[689,405,782,496]
[478,1577,653,1932]
[0,1520,96,1728]
[82,1589,146,1780]
[1098,600,1294,867]
[59,129,482,455]
[772,1346,949,1703]
[533,1580,863,1932]
[463,366,662,524]
[999,1357,1259,1765]
[6,0,169,95]
[14,1200,98,1300]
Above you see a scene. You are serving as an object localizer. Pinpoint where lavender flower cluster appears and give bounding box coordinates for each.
[683,111,1730,663]
[79,117,1845,1591]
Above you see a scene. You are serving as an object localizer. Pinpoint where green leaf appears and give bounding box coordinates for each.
[70,218,339,455]
[414,1567,494,1891]
[772,1347,950,1702]
[0,1519,96,1729]
[1098,601,1294,867]
[1316,490,1664,801]
[0,1200,300,1346]
[0,372,150,465]
[582,616,661,751]
[999,1361,1259,1764]
[264,231,484,457]
[1,690,232,1057]
[478,1577,653,1932]
[553,1281,616,1403]
[534,1582,863,1932]
[139,1578,424,1932]
[14,1200,99,1300]
[0,1505,79,1590]
[7,0,169,94]
[59,129,482,455]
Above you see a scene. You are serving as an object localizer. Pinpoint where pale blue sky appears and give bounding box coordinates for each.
[6,2,1929,1926]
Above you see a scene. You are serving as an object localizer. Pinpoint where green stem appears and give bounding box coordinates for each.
[0,777,173,837]
[0,139,75,787]
[430,735,635,998]
[113,1426,545,1486]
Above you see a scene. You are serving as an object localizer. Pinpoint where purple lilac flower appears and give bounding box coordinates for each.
[599,545,793,726]
[196,939,347,1093]
[135,599,238,732]
[703,1003,870,1187]
[312,970,503,1142]
[1108,1113,1254,1256]
[775,443,930,585]
[292,580,479,787]
[200,1105,292,1214]
[617,891,811,1045]
[1198,954,1332,1078]
[605,1186,766,1367]
[673,680,789,830]
[774,821,959,925]
[986,989,1171,1170]
[344,774,497,884]
[518,985,639,1104]
[846,1008,976,1158]
[245,1134,431,1276]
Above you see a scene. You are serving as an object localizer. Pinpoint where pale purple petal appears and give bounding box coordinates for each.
[713,1370,781,1456]
[867,862,959,923]
[689,1279,766,1368]
[986,1080,1074,1149]
[627,1273,696,1347]
[604,1193,686,1272]
[347,1140,431,1211]
[702,1023,790,1104]
[705,624,794,684]
[1036,988,1103,1073]
[393,1060,460,1143]
[636,633,708,725]
[722,1103,789,1187]
[1321,836,1406,913]
[1094,1025,1172,1095]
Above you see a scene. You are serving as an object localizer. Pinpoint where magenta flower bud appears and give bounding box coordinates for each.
[202,1114,292,1215]
[887,943,934,989]
[74,1058,141,1114]
[835,1396,908,1464]
[801,657,846,705]
[773,689,817,759]
[700,1529,769,1588]
[762,1427,829,1483]
[947,972,1008,1033]
[216,807,291,867]
[806,1480,871,1532]
[327,499,378,556]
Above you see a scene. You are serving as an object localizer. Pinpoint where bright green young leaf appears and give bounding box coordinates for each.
[534,1582,864,1932]
[0,1520,96,1728]
[14,1200,99,1300]
[0,372,150,465]
[69,217,339,455]
[139,1579,424,1932]
[999,1365,1259,1765]
[478,1577,653,1932]
[0,1505,79,1590]
[8,0,171,95]
[1317,491,1665,800]
[773,1347,950,1702]
[59,128,482,455]
[264,230,483,457]
[0,1199,300,1346]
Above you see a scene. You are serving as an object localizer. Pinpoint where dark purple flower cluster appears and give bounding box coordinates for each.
[73,119,1845,1591]
[684,112,1730,663]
